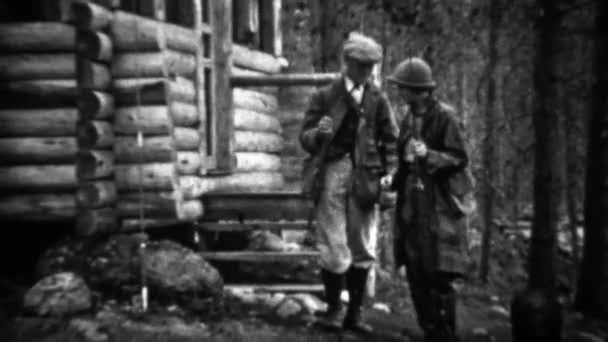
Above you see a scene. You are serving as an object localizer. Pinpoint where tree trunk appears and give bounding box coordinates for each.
[309,0,342,72]
[575,0,608,320]
[511,1,564,340]
[479,0,500,282]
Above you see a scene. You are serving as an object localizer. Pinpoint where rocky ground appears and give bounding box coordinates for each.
[0,223,594,342]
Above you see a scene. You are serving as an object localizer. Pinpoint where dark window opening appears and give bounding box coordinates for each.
[204,67,214,156]
[203,33,211,58]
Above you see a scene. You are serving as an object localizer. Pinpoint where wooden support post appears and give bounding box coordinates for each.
[231,73,339,87]
[212,0,235,172]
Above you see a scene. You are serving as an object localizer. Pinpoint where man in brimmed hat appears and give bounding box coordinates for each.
[299,32,398,334]
[388,57,472,342]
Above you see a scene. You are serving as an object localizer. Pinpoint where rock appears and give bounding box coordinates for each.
[372,302,391,313]
[291,293,326,314]
[226,288,259,305]
[564,331,605,342]
[36,235,223,298]
[275,298,302,319]
[247,230,290,251]
[489,305,510,319]
[23,272,91,316]
[211,320,246,340]
[260,293,286,309]
[69,318,109,342]
[471,327,494,342]
[143,240,223,296]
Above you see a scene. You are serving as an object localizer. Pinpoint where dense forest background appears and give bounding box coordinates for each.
[278,0,594,278]
[277,1,608,336]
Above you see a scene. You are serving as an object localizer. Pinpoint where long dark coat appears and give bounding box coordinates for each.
[393,99,471,276]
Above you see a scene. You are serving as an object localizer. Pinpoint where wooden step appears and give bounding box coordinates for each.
[195,220,314,232]
[225,283,324,293]
[201,192,313,221]
[200,250,319,262]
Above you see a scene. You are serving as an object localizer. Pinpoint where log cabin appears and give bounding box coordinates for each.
[0,0,339,290]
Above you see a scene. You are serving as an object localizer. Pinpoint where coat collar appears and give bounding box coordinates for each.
[325,77,381,131]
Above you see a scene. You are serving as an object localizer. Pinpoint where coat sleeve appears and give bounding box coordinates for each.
[299,90,324,154]
[376,93,399,176]
[424,113,468,175]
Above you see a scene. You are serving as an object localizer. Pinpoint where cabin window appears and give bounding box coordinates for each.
[233,0,281,55]
[233,0,260,48]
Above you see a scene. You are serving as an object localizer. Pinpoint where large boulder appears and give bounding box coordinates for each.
[37,234,223,298]
[23,272,91,316]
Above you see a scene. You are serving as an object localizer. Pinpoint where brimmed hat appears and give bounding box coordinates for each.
[343,32,382,63]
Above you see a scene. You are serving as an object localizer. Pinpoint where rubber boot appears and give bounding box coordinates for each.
[343,267,373,334]
[317,269,344,330]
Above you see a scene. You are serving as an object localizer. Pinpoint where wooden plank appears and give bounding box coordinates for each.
[212,0,235,172]
[225,284,324,293]
[201,193,312,221]
[195,221,314,232]
[199,251,319,262]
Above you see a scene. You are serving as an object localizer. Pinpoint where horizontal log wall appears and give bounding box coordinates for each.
[111,6,204,226]
[0,20,80,223]
[0,4,289,225]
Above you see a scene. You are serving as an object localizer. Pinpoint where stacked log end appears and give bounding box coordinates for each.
[110,10,204,230]
[73,1,118,236]
[0,22,80,223]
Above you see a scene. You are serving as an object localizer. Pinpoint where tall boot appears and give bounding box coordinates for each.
[317,269,344,330]
[343,266,373,334]
[424,290,458,342]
